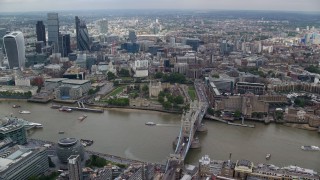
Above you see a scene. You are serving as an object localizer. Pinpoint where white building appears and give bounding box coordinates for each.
[15,78,31,87]
[132,60,149,77]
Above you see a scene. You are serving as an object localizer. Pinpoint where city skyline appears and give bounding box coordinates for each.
[0,0,319,13]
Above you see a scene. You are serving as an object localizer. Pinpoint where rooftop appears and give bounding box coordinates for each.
[58,138,77,147]
[0,145,36,173]
[62,79,90,85]
[45,78,67,83]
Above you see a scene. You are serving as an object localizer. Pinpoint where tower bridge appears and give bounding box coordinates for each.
[165,80,209,173]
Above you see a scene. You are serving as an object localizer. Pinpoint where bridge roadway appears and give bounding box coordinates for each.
[165,80,209,173]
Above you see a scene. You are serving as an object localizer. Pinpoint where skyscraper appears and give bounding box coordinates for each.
[98,18,108,34]
[36,21,46,45]
[68,155,83,180]
[3,31,25,69]
[0,28,7,54]
[75,16,90,51]
[0,28,6,48]
[47,13,59,52]
[59,33,71,57]
[129,30,137,43]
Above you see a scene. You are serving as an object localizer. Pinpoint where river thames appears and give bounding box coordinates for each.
[0,101,319,171]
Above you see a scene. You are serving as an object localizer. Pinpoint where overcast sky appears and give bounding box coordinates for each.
[0,0,319,13]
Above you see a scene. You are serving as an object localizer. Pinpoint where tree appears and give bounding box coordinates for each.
[234,110,241,118]
[158,96,164,103]
[119,69,130,77]
[162,73,186,84]
[275,111,284,121]
[294,98,305,107]
[31,76,44,88]
[305,65,320,74]
[207,108,215,116]
[107,98,129,106]
[174,95,184,104]
[107,72,116,80]
[158,91,165,97]
[212,74,220,78]
[113,81,119,86]
[215,110,222,117]
[85,155,107,168]
[163,101,172,109]
[142,84,149,93]
[154,72,163,79]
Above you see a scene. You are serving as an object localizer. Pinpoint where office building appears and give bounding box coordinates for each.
[56,138,84,163]
[220,40,234,55]
[59,33,71,57]
[0,117,27,145]
[55,85,83,100]
[0,138,14,153]
[98,19,108,34]
[120,42,139,53]
[236,82,265,95]
[75,16,90,51]
[129,30,137,43]
[36,21,46,45]
[0,48,3,66]
[60,79,91,93]
[0,146,49,180]
[3,31,25,69]
[68,155,83,180]
[185,38,200,52]
[0,28,6,50]
[47,13,59,52]
[35,41,45,54]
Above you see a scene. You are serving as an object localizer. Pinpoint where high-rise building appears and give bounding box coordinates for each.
[129,30,137,43]
[98,19,108,34]
[59,33,71,57]
[36,21,46,45]
[35,41,45,54]
[75,16,90,51]
[3,31,25,69]
[68,155,83,180]
[47,13,59,52]
[0,28,6,50]
[0,48,3,66]
[0,146,49,180]
[0,117,27,145]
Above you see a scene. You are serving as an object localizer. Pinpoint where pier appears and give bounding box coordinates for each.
[64,106,104,113]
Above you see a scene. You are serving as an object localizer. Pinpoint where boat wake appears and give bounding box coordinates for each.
[124,147,142,161]
[156,124,180,127]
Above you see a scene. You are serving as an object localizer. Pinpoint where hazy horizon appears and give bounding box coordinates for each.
[0,0,319,13]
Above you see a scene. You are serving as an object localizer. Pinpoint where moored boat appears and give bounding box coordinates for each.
[80,139,94,147]
[12,105,21,108]
[59,107,72,112]
[58,131,65,134]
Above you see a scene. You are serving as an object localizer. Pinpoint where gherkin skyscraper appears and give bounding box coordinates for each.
[75,16,90,51]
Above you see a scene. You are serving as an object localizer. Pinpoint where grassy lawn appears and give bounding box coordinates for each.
[108,86,125,97]
[120,77,134,81]
[188,86,197,101]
